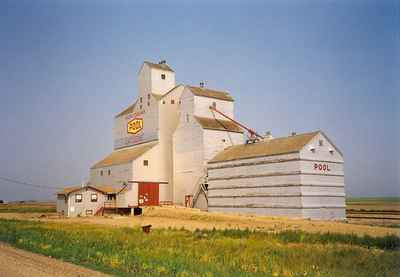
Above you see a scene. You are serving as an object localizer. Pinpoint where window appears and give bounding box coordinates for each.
[148,94,151,99]
[91,193,98,202]
[161,74,166,80]
[162,100,165,104]
[319,140,324,146]
[100,170,103,176]
[75,194,82,203]
[140,97,142,103]
[147,101,150,106]
[143,160,149,166]
[222,139,226,143]
[86,210,93,215]
[186,114,189,123]
[212,102,217,109]
[179,100,181,104]
[171,100,175,104]
[140,104,142,110]
[108,169,111,176]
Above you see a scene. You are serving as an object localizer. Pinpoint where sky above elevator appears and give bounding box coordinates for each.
[0,0,398,200]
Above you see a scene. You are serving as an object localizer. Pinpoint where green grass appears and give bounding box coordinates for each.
[0,203,56,213]
[0,219,399,277]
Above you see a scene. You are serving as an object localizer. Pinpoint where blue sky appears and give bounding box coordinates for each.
[0,0,398,201]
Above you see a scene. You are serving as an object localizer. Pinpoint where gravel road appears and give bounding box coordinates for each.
[0,243,110,277]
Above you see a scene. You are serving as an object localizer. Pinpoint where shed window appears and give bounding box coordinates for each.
[75,194,82,203]
[108,169,111,176]
[161,74,166,80]
[91,194,98,202]
[143,160,149,166]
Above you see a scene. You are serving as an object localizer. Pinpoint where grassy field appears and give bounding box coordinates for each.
[0,219,399,277]
[0,202,56,213]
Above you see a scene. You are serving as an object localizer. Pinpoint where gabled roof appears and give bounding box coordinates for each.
[143,61,174,72]
[56,185,120,196]
[209,131,320,163]
[187,86,234,102]
[91,142,156,169]
[194,116,244,133]
[115,101,137,118]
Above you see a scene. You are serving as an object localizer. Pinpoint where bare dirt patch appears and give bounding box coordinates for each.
[0,242,109,277]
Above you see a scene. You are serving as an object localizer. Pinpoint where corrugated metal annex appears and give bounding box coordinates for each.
[206,131,346,220]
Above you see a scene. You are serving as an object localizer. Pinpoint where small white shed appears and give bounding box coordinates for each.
[206,131,345,220]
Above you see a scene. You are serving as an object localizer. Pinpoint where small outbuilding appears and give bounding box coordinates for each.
[206,131,345,220]
[56,184,122,217]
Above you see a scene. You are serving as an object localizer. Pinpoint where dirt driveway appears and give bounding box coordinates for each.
[0,243,110,277]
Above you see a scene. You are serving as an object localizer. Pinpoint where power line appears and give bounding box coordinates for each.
[0,176,62,190]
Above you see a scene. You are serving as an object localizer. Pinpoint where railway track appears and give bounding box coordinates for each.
[346,209,400,221]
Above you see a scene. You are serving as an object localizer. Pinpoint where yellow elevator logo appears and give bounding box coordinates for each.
[127,118,143,134]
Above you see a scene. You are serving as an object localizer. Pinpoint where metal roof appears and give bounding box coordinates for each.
[187,86,234,102]
[194,116,244,133]
[115,101,137,118]
[91,142,156,169]
[56,185,120,196]
[143,61,174,72]
[209,131,320,163]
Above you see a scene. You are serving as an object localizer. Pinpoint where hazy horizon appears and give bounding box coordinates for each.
[1,0,399,201]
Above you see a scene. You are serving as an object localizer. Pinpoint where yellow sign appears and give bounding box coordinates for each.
[127,118,143,134]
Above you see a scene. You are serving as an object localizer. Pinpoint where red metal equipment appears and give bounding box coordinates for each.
[209,106,264,142]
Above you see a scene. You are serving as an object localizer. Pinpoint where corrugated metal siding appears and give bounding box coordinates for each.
[207,138,346,220]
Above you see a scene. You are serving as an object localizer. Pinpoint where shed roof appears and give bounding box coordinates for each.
[91,142,156,169]
[56,184,120,196]
[209,131,319,163]
[115,101,137,118]
[188,86,234,102]
[194,116,244,133]
[144,61,174,72]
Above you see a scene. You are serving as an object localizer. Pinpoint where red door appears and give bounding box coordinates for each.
[138,183,159,206]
